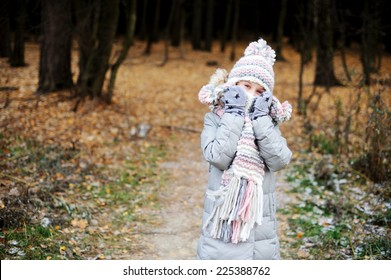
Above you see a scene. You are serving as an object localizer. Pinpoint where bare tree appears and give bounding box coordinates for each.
[160,0,176,66]
[74,0,120,101]
[191,0,203,50]
[294,0,315,115]
[171,0,182,47]
[275,0,288,61]
[38,0,73,93]
[0,0,11,58]
[107,0,137,102]
[204,0,214,51]
[139,0,148,40]
[220,0,233,53]
[335,5,351,82]
[9,0,27,67]
[230,0,239,61]
[360,0,382,85]
[144,0,160,55]
[313,0,341,88]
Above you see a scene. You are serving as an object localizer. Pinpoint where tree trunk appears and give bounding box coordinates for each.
[75,0,120,99]
[92,0,119,98]
[144,0,160,55]
[295,0,315,115]
[107,0,137,102]
[313,0,341,88]
[336,8,351,82]
[38,0,73,94]
[139,0,148,40]
[360,0,382,86]
[9,0,26,67]
[204,0,214,51]
[160,0,176,66]
[230,0,239,61]
[178,0,186,59]
[220,0,233,53]
[171,0,181,47]
[298,53,306,116]
[0,0,11,58]
[275,0,287,61]
[192,0,203,50]
[74,0,95,96]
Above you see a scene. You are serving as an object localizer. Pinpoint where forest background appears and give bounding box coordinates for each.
[0,0,390,260]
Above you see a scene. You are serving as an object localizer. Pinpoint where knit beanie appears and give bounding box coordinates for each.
[227,38,276,93]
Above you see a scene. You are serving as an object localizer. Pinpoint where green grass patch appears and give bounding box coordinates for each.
[309,133,338,154]
[281,152,389,260]
[288,217,323,237]
[0,225,76,260]
[355,236,391,259]
[1,134,169,259]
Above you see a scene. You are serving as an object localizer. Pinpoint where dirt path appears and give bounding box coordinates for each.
[136,133,294,260]
[131,136,206,259]
[151,137,206,259]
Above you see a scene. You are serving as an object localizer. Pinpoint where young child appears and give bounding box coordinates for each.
[197,38,292,260]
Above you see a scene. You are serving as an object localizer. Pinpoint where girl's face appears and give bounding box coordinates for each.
[236,80,265,97]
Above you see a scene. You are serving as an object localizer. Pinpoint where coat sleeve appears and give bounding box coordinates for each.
[253,115,292,172]
[200,112,244,171]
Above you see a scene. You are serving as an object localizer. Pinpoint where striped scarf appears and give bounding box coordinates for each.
[204,97,291,243]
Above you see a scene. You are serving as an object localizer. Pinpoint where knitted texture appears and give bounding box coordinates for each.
[228,38,275,93]
[198,38,280,114]
[200,90,291,244]
[203,102,291,243]
[204,115,265,243]
[198,38,291,243]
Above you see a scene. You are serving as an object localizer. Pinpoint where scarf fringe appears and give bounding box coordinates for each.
[204,175,264,244]
[204,115,268,244]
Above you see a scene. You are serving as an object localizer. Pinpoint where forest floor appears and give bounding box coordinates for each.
[0,40,390,260]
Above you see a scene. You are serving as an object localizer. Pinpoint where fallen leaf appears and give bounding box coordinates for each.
[71,218,88,229]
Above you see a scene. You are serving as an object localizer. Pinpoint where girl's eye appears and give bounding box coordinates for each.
[245,84,250,88]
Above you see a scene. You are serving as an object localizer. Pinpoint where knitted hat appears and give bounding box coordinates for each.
[227,38,276,93]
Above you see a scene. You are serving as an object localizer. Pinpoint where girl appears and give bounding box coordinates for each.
[197,38,292,260]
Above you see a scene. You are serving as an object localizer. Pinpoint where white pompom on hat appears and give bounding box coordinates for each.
[227,38,276,93]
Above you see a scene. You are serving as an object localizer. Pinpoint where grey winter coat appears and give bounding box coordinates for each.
[197,112,292,260]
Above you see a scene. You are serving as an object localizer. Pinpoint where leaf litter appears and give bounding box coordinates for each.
[1,40,390,259]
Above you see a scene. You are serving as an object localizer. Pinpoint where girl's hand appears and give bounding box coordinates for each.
[251,91,272,120]
[221,86,247,116]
